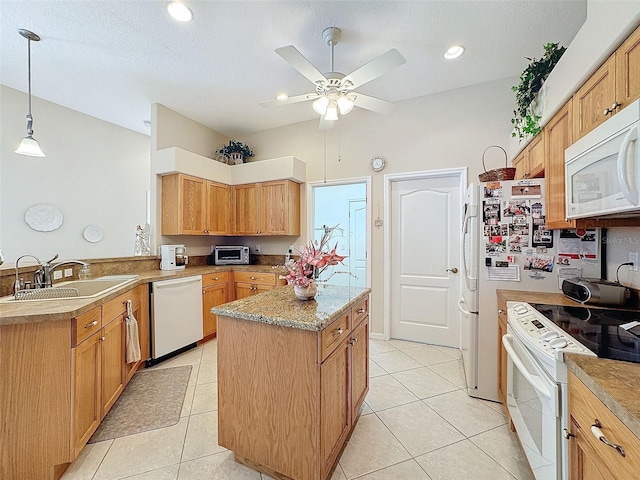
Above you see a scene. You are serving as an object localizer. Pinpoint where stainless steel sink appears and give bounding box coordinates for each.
[0,276,138,302]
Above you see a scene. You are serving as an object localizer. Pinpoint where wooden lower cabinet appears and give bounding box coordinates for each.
[568,371,640,479]
[233,270,285,300]
[0,284,150,480]
[71,331,102,459]
[218,297,370,480]
[351,316,369,419]
[320,337,351,478]
[202,272,230,337]
[101,315,125,416]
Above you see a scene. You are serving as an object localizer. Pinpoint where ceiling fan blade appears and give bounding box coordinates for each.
[319,116,334,130]
[259,93,319,108]
[275,45,327,85]
[353,93,398,115]
[343,49,406,89]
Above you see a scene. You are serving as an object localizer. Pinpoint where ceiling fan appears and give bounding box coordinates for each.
[259,27,406,129]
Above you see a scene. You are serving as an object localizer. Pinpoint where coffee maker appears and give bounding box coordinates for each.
[160,244,188,271]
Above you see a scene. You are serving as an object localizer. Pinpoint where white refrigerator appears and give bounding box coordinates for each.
[459,180,600,402]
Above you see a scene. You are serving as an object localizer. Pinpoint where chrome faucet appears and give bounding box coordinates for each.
[37,254,90,288]
[14,254,90,294]
[14,254,42,294]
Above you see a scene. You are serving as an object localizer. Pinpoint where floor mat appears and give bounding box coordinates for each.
[89,365,191,443]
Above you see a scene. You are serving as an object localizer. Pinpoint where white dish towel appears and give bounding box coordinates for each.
[125,300,141,363]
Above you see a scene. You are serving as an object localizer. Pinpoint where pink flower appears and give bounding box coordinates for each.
[284,225,349,287]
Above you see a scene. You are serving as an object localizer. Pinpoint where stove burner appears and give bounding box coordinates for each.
[529,303,640,363]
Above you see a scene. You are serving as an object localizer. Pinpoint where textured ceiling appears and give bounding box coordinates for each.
[0,1,587,137]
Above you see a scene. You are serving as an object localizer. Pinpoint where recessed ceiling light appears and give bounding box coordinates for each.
[166,1,193,22]
[276,93,288,101]
[444,45,465,60]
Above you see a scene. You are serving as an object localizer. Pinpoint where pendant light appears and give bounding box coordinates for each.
[15,29,45,158]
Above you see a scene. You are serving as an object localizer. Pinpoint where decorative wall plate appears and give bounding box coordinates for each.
[24,204,64,232]
[83,224,104,243]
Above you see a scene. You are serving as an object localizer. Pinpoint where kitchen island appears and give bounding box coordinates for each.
[212,284,371,480]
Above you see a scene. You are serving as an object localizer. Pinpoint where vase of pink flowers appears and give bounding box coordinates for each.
[285,225,347,301]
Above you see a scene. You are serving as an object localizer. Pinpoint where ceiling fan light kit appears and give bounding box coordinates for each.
[259,26,406,129]
[15,29,45,158]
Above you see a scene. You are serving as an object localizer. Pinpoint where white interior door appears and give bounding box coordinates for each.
[389,173,462,346]
[349,200,367,288]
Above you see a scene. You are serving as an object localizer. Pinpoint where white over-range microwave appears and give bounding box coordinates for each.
[565,99,639,219]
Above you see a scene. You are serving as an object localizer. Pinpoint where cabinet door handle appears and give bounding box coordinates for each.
[100,336,106,341]
[591,420,626,457]
[84,320,98,329]
[604,101,621,116]
[498,309,506,314]
[356,308,366,314]
[214,277,220,281]
[250,276,257,280]
[333,327,344,336]
[349,338,358,346]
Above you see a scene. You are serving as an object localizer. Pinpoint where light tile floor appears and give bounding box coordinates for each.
[61,338,534,480]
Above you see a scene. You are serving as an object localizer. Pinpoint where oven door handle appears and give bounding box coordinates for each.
[502,334,552,400]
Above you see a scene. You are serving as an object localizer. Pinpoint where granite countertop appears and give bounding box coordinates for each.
[212,284,371,331]
[498,288,640,439]
[566,354,640,439]
[0,265,284,326]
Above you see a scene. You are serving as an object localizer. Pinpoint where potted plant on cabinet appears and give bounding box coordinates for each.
[215,140,255,164]
[511,42,566,141]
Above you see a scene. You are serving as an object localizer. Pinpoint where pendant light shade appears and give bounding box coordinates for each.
[15,29,45,158]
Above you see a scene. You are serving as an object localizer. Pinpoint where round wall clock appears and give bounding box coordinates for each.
[370,156,386,172]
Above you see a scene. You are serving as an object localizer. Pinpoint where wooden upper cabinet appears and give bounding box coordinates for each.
[232,183,259,235]
[260,180,300,235]
[616,24,640,109]
[513,135,545,180]
[573,55,617,141]
[513,151,528,179]
[206,181,231,235]
[162,173,207,235]
[162,174,231,235]
[233,180,300,235]
[545,102,576,230]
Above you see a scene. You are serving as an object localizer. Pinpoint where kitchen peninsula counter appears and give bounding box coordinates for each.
[214,284,371,480]
[0,265,282,325]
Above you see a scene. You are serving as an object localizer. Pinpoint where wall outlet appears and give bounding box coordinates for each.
[255,244,261,253]
[288,245,294,253]
[64,268,73,277]
[630,252,639,271]
[53,270,63,280]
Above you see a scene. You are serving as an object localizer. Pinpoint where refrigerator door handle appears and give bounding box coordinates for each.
[458,297,478,316]
[462,213,477,291]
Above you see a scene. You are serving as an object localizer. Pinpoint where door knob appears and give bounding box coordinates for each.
[446,267,458,274]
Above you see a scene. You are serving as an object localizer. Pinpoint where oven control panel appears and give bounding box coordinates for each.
[507,302,595,360]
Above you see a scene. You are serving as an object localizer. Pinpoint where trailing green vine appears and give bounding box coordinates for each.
[511,42,566,140]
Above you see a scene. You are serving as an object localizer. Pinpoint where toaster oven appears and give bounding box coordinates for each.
[213,246,250,265]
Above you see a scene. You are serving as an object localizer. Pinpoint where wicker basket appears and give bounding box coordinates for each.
[478,145,516,182]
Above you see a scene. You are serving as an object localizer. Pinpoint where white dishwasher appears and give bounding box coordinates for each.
[150,275,203,363]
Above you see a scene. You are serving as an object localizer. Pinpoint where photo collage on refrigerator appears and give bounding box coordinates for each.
[482,180,554,278]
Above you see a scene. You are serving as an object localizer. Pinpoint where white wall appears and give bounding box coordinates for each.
[242,77,516,334]
[0,85,150,264]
